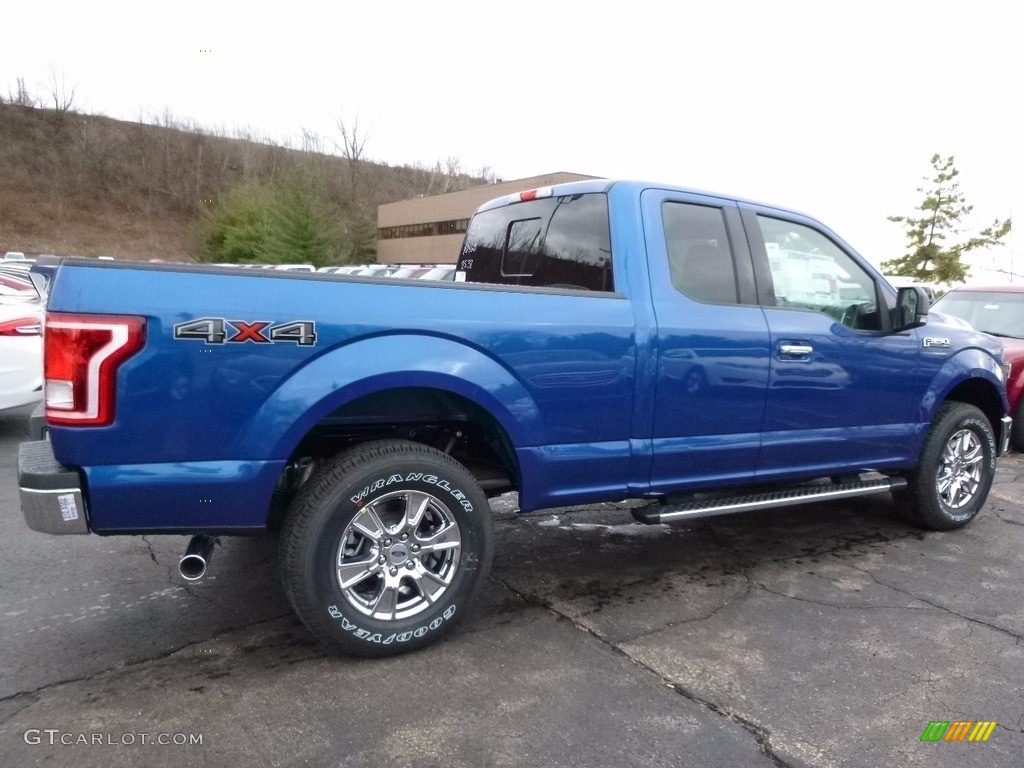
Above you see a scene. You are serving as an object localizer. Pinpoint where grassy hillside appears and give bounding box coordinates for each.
[0,104,487,261]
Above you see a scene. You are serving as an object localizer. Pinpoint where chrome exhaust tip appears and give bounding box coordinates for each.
[179,535,217,581]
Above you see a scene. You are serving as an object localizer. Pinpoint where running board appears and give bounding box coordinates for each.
[632,476,907,525]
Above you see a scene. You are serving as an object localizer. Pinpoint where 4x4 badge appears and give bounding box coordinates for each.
[174,317,317,346]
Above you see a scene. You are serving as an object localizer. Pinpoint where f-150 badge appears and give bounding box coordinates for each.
[174,317,317,346]
[923,337,950,348]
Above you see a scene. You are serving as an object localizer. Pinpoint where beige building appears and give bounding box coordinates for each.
[376,172,598,264]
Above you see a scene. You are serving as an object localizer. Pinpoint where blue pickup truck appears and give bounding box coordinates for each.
[18,179,1011,655]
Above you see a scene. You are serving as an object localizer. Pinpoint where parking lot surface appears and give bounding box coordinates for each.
[1,405,1022,767]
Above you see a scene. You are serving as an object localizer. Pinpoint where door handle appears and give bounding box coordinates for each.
[779,344,814,357]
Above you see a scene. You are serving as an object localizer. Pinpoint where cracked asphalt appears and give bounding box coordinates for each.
[2,404,1023,767]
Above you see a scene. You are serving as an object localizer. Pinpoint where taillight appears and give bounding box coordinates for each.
[0,317,42,336]
[44,312,145,426]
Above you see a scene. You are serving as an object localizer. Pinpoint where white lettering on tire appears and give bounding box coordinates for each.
[349,473,474,512]
[335,468,474,644]
[325,604,459,644]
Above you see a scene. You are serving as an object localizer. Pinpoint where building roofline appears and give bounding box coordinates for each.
[379,171,600,210]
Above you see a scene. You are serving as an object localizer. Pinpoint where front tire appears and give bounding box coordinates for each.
[280,440,493,656]
[894,402,996,530]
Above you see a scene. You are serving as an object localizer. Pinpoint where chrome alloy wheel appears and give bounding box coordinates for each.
[335,490,462,621]
[935,428,983,509]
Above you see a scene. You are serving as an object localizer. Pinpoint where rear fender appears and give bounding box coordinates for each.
[234,334,540,460]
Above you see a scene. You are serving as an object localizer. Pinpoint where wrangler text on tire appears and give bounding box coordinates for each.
[280,440,493,656]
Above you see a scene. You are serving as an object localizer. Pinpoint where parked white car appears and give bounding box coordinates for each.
[0,300,44,411]
[388,266,432,279]
[353,265,402,278]
[418,266,456,281]
[270,264,316,272]
[0,267,38,301]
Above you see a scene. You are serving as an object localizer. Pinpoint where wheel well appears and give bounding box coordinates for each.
[944,378,1004,435]
[269,388,520,527]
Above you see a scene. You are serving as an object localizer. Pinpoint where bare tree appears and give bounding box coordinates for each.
[334,113,370,201]
[46,66,77,115]
[7,77,37,107]
[475,164,497,184]
[437,156,464,194]
[300,127,325,154]
[412,156,484,196]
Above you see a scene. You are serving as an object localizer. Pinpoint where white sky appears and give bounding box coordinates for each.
[3,0,1020,282]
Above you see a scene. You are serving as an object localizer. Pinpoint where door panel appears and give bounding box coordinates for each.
[759,306,919,473]
[743,209,920,477]
[641,189,771,493]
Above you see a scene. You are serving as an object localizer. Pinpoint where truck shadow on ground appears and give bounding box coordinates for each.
[187,494,932,653]
[484,495,930,641]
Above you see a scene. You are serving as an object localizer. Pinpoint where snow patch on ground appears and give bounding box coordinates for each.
[535,520,673,536]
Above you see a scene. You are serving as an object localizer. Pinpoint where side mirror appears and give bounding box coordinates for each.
[893,286,930,331]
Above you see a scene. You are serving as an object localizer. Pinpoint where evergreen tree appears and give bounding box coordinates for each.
[259,181,342,266]
[198,183,270,264]
[197,179,354,267]
[882,154,1011,284]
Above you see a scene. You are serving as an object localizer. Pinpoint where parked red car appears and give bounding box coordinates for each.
[932,285,1024,449]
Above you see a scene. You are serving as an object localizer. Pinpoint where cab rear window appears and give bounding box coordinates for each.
[459,193,613,291]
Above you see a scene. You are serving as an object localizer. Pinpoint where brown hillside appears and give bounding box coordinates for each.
[0,104,487,261]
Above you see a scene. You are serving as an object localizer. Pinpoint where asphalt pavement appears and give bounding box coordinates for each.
[1,404,1022,767]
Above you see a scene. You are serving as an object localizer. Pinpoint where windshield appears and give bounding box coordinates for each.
[933,291,1024,338]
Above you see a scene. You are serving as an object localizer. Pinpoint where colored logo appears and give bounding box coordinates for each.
[920,721,997,742]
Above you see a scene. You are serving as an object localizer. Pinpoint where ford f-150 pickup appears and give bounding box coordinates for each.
[17,179,1012,655]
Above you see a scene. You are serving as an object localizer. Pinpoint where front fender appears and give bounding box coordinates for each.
[234,334,541,460]
[918,345,1008,424]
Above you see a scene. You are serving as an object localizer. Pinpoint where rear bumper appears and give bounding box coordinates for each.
[18,440,89,534]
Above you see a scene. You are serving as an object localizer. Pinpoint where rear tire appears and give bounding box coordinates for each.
[893,402,996,530]
[280,440,493,656]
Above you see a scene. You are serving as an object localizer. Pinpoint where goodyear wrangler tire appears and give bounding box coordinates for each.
[894,402,996,531]
[280,440,493,656]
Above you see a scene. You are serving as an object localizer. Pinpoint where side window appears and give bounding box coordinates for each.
[461,193,613,291]
[663,202,738,304]
[757,215,881,331]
